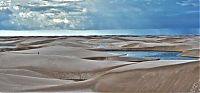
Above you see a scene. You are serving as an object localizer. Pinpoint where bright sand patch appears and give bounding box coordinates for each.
[12,45,115,58]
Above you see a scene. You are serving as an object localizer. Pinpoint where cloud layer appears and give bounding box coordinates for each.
[0,0,199,30]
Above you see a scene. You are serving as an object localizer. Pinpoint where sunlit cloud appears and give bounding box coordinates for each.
[0,0,89,30]
[0,0,198,30]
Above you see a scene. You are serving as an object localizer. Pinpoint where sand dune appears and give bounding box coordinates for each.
[180,49,200,58]
[0,37,20,42]
[0,40,22,45]
[0,69,49,78]
[19,37,57,45]
[90,36,198,55]
[112,36,164,42]
[19,60,199,92]
[0,73,73,92]
[120,41,174,49]
[0,36,199,92]
[0,52,134,80]
[0,53,133,72]
[93,61,200,92]
[103,60,196,73]
[87,38,122,44]
[49,37,95,48]
[12,46,115,58]
[50,40,93,48]
[158,37,191,43]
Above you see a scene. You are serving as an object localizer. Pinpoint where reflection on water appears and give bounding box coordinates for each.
[0,45,15,48]
[109,51,197,60]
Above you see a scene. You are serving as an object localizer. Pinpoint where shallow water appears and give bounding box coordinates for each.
[0,45,15,48]
[109,51,197,60]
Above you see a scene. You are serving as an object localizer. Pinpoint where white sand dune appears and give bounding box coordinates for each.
[180,49,200,58]
[0,73,74,92]
[104,60,197,73]
[158,37,191,43]
[0,69,49,78]
[96,36,199,54]
[0,40,22,45]
[0,52,133,92]
[0,53,133,73]
[48,37,95,48]
[120,41,174,48]
[0,38,20,42]
[19,37,56,44]
[87,38,122,44]
[121,43,192,52]
[93,61,200,92]
[0,52,134,92]
[12,46,115,58]
[20,60,199,92]
[0,36,199,92]
[112,36,164,42]
[50,40,93,48]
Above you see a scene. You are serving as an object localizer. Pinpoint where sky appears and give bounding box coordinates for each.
[0,0,199,30]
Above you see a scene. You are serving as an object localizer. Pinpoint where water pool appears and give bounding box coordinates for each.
[0,45,16,48]
[109,51,197,60]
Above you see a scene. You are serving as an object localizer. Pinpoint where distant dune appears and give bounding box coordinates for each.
[180,49,200,58]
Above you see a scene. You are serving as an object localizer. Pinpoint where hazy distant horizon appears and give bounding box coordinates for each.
[0,29,199,36]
